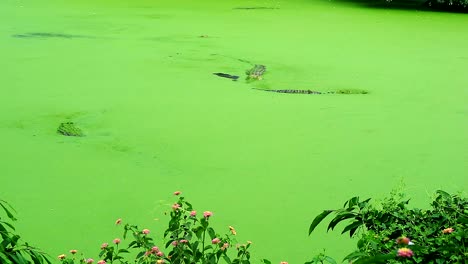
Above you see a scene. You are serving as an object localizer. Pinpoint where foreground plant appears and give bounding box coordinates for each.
[309,190,468,263]
[59,191,256,264]
[0,199,51,264]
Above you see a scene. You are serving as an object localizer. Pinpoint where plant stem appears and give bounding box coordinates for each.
[202,228,206,261]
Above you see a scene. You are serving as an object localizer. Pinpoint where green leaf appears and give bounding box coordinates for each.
[12,252,28,264]
[136,251,145,258]
[341,220,363,237]
[204,245,213,250]
[358,198,371,209]
[343,251,367,262]
[261,259,271,264]
[191,241,199,252]
[0,251,14,264]
[348,197,359,208]
[118,249,130,253]
[0,221,15,230]
[28,250,42,264]
[309,210,333,235]
[128,241,137,248]
[201,218,209,229]
[193,226,204,240]
[207,227,216,239]
[223,255,232,264]
[436,190,451,199]
[165,240,174,248]
[327,213,356,232]
[324,256,337,264]
[354,254,395,264]
[0,201,17,221]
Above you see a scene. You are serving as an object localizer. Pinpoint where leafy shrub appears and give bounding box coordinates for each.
[425,0,468,10]
[384,0,468,11]
[0,199,51,264]
[309,190,468,263]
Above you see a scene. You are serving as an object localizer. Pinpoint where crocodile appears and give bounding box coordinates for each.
[253,88,327,94]
[12,32,93,39]
[246,64,266,81]
[252,88,368,95]
[57,122,84,137]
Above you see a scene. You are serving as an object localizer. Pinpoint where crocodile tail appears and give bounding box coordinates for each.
[252,88,274,92]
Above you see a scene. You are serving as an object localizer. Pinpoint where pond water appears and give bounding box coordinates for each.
[1,0,467,262]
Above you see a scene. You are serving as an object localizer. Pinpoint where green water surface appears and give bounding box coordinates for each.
[1,0,467,262]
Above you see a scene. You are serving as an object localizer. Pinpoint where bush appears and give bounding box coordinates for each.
[425,0,468,11]
[0,199,51,264]
[309,190,468,263]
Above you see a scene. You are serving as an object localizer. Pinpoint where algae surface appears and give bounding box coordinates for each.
[1,0,467,263]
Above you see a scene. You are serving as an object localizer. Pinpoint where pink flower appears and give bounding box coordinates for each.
[190,210,197,217]
[443,227,454,234]
[86,258,94,264]
[397,248,414,258]
[144,251,151,256]
[69,249,77,254]
[156,251,164,257]
[396,236,411,245]
[229,226,237,235]
[174,191,181,196]
[221,243,229,250]
[97,260,106,264]
[142,229,150,235]
[171,241,178,246]
[179,239,188,243]
[113,238,121,244]
[172,203,181,211]
[203,211,213,218]
[280,262,289,264]
[100,243,108,250]
[212,238,221,244]
[58,254,66,260]
[115,218,122,225]
[151,246,160,253]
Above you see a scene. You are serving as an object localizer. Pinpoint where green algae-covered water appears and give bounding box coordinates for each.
[1,0,467,262]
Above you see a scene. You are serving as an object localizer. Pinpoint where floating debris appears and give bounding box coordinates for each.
[57,122,84,137]
[213,72,240,81]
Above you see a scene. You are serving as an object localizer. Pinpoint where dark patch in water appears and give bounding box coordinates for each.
[12,32,92,39]
[233,7,279,10]
[213,72,240,81]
